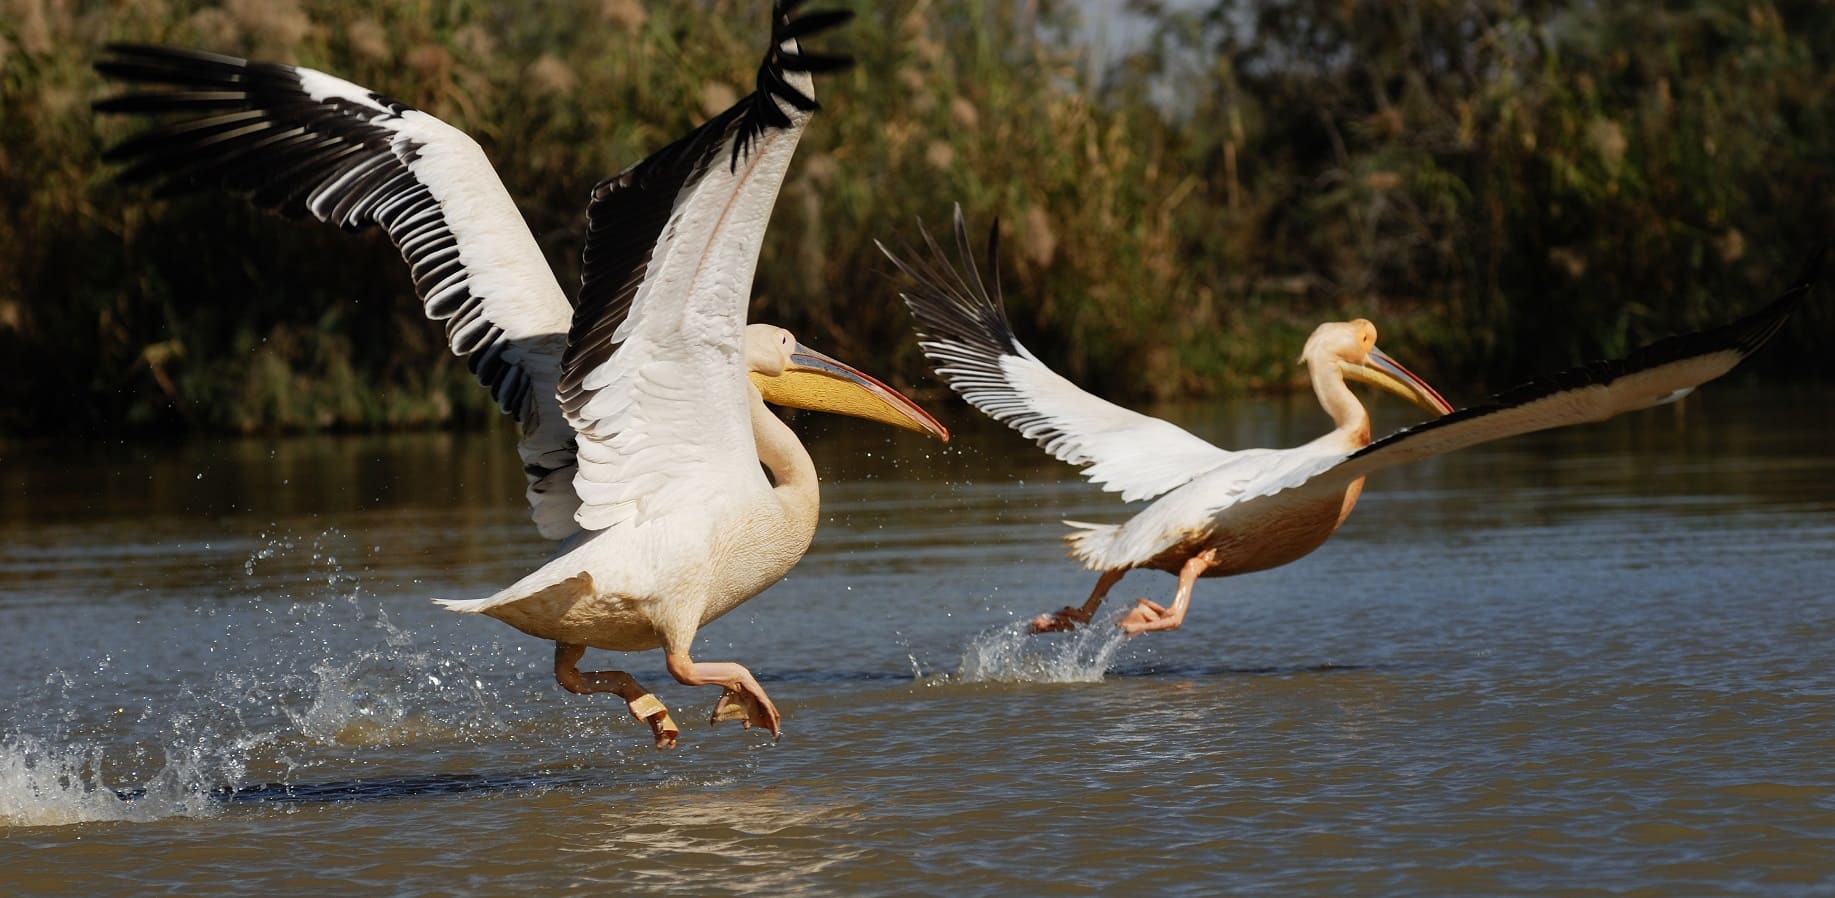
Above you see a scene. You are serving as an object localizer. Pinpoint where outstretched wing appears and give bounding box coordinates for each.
[879,204,1238,502]
[1229,261,1822,514]
[558,1,853,530]
[94,45,582,538]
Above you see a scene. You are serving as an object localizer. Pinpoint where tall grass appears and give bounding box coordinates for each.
[0,0,1829,436]
[1130,0,1835,385]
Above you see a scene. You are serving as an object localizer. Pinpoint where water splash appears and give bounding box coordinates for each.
[954,616,1131,683]
[283,648,502,747]
[0,528,508,827]
[0,735,214,826]
[0,682,290,828]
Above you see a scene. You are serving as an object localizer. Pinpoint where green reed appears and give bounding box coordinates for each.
[0,0,1828,436]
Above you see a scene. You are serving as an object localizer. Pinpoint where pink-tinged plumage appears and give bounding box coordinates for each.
[884,206,1818,637]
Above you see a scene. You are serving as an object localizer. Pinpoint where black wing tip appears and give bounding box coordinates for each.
[770,4,854,72]
[1378,252,1826,455]
[94,43,252,73]
[881,205,1023,360]
[1701,245,1824,359]
[92,44,260,117]
[726,2,853,171]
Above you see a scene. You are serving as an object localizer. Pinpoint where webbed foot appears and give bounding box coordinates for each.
[710,685,781,740]
[1120,598,1179,635]
[1030,605,1094,633]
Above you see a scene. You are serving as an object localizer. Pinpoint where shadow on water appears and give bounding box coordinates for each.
[191,770,604,805]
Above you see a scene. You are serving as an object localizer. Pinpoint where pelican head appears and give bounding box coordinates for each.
[745,324,950,440]
[1301,319,1453,415]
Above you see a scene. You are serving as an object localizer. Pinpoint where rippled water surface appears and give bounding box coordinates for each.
[3,389,1833,896]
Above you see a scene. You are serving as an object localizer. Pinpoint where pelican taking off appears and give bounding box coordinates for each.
[96,2,947,748]
[880,206,1816,637]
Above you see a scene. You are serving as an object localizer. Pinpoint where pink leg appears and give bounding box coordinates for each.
[1120,552,1214,636]
[1031,569,1126,633]
[554,642,680,749]
[665,651,781,740]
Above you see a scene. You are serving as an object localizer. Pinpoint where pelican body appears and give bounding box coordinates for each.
[96,2,946,748]
[881,206,1817,637]
[464,327,943,658]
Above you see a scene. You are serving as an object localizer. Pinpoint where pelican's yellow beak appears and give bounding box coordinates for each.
[750,344,951,441]
[1340,347,1455,416]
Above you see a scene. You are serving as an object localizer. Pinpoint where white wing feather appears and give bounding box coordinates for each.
[992,347,1238,501]
[559,60,818,530]
[885,205,1237,503]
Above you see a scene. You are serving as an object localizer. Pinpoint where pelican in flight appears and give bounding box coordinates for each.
[96,2,947,748]
[881,206,1816,637]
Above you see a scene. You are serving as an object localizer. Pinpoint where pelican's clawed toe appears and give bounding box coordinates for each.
[1030,605,1093,633]
[711,687,782,740]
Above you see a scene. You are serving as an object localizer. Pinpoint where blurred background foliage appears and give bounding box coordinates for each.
[0,0,1829,436]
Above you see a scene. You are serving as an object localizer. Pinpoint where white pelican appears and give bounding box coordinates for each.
[95,2,948,748]
[880,206,1817,637]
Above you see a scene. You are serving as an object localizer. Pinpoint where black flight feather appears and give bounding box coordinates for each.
[559,1,852,416]
[92,43,533,417]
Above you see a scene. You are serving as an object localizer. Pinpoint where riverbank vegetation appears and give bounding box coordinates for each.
[2,0,1829,436]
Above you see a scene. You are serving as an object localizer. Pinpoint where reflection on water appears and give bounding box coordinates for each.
[581,788,872,895]
[1,387,1832,894]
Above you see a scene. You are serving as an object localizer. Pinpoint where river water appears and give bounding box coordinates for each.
[2,388,1832,896]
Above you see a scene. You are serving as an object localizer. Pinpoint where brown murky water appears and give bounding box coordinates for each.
[2,388,1833,896]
